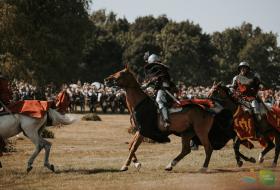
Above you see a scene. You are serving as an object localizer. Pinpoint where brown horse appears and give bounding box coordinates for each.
[105,67,217,172]
[0,136,5,168]
[208,82,280,167]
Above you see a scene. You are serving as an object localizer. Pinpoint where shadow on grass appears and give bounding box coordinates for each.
[183,167,280,174]
[55,167,121,174]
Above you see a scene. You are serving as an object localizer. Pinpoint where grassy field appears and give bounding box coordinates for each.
[1,114,280,190]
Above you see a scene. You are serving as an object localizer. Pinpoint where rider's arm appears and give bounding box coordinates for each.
[228,76,238,93]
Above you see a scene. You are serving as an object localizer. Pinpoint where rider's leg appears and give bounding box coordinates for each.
[156,89,170,129]
[251,100,262,121]
[251,100,262,137]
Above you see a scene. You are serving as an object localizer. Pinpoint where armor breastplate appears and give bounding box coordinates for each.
[234,72,258,97]
[236,75,253,85]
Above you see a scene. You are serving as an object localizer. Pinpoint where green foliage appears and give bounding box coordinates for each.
[0,0,91,85]
[0,6,279,87]
[158,21,216,85]
[212,22,280,86]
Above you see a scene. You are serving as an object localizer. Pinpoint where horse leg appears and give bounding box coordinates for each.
[41,138,54,172]
[233,138,243,167]
[0,136,6,168]
[128,116,141,170]
[272,133,280,167]
[258,137,275,164]
[0,150,2,168]
[121,131,143,171]
[27,137,44,173]
[129,136,141,170]
[233,138,256,167]
[131,154,141,169]
[197,132,213,172]
[165,132,193,171]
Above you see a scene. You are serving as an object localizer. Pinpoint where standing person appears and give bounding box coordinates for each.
[0,72,13,109]
[55,84,70,114]
[143,53,177,129]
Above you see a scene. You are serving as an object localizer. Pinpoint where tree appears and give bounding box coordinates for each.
[211,22,280,87]
[158,21,216,85]
[0,0,91,86]
[130,15,169,37]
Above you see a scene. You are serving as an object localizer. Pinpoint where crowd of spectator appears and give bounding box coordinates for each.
[176,83,280,108]
[9,79,280,113]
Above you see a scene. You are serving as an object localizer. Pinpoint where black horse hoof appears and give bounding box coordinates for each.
[237,160,243,167]
[249,157,256,163]
[27,166,33,173]
[50,165,55,172]
[48,164,55,172]
[165,167,173,171]
[0,162,2,168]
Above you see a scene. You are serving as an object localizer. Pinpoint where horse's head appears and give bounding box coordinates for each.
[207,81,232,103]
[104,66,138,88]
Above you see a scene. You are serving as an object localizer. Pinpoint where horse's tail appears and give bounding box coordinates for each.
[48,108,77,125]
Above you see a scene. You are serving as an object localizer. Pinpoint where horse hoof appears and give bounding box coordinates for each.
[49,165,55,172]
[271,162,277,168]
[258,157,264,164]
[120,166,128,172]
[237,160,243,167]
[44,164,55,172]
[134,163,141,171]
[165,166,173,171]
[0,162,2,168]
[27,166,33,173]
[199,167,207,173]
[249,157,256,163]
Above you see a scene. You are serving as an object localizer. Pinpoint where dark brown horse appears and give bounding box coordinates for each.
[208,82,280,167]
[105,67,220,172]
[0,136,5,168]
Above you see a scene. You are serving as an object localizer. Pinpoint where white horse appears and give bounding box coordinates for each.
[0,108,76,172]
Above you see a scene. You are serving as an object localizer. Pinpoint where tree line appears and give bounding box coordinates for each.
[1,0,280,88]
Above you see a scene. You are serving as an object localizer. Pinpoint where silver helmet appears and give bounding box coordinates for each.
[238,61,250,71]
[147,54,160,64]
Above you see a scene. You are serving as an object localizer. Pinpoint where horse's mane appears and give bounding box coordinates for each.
[126,68,142,87]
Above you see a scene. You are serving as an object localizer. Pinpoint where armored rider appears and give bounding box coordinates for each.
[143,53,176,129]
[230,61,263,121]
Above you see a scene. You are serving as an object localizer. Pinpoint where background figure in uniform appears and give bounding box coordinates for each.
[0,72,13,109]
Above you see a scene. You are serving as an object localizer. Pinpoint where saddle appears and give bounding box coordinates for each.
[4,100,53,118]
[169,98,215,114]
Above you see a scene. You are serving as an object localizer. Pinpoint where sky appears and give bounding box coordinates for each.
[90,0,280,44]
